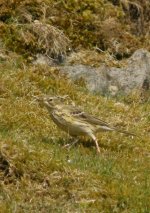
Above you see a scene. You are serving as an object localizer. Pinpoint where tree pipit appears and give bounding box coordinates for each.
[35,95,135,153]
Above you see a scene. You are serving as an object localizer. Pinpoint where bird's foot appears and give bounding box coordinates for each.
[96,147,101,154]
[63,138,79,150]
[63,143,71,149]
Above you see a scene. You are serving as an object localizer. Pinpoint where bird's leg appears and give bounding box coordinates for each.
[63,138,79,149]
[89,133,100,153]
[94,138,100,153]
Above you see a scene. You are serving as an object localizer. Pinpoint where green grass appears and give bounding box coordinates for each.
[0,58,150,212]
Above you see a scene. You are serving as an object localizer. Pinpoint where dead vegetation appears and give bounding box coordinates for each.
[1,20,70,58]
[0,0,150,60]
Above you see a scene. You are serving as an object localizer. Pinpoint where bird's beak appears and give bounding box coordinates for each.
[32,96,46,108]
[32,95,44,102]
[32,95,39,100]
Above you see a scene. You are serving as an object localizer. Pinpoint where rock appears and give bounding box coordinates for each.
[60,49,150,95]
[107,49,150,94]
[33,53,66,65]
[33,54,53,66]
[108,85,119,96]
[60,64,110,94]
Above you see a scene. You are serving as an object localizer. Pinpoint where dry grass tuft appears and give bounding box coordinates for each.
[1,20,70,58]
[66,49,127,67]
[31,20,70,56]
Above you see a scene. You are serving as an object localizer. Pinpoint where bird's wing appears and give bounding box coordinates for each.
[80,112,111,127]
[63,105,136,136]
[64,105,110,127]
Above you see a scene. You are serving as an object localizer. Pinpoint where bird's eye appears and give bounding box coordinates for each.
[49,98,53,102]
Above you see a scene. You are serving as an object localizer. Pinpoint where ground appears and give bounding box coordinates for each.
[0,57,149,212]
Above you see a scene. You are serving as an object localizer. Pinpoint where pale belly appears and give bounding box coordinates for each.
[50,113,94,136]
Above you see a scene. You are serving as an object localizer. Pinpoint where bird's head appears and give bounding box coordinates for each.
[34,95,68,111]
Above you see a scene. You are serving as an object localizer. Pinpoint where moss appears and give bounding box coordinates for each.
[0,0,149,59]
[0,58,149,212]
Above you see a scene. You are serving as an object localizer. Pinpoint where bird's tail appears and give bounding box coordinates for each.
[113,128,136,136]
[98,125,136,136]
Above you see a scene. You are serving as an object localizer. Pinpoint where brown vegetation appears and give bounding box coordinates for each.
[0,0,149,59]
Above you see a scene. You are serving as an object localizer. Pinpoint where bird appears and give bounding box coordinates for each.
[35,95,135,153]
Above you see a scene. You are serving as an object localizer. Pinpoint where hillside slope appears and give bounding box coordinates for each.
[0,58,149,212]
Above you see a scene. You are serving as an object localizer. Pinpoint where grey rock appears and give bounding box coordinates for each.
[33,54,53,66]
[60,49,150,95]
[33,53,66,65]
[60,64,110,94]
[107,49,150,94]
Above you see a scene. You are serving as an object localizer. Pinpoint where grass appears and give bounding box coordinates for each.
[0,58,150,212]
